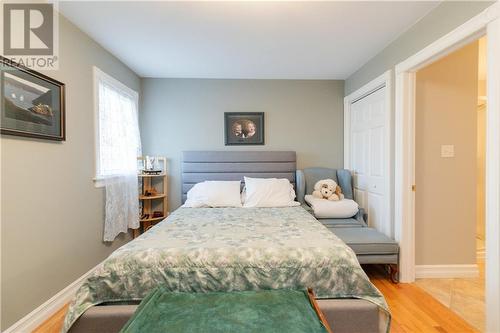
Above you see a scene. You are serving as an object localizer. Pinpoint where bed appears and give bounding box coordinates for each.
[64,151,389,333]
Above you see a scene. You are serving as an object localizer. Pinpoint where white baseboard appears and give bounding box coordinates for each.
[415,264,479,279]
[3,264,98,333]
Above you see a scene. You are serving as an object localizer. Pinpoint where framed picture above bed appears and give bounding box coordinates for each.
[224,112,264,145]
[0,56,65,141]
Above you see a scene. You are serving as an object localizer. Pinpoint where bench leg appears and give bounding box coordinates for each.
[388,264,399,284]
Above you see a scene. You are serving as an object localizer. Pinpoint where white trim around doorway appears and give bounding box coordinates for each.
[415,264,479,279]
[393,2,499,332]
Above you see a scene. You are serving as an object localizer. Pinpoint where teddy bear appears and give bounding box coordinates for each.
[312,179,345,201]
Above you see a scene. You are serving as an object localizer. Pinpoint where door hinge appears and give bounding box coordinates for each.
[412,185,416,192]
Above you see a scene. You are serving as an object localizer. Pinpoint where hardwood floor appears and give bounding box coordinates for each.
[33,266,478,333]
[32,304,68,333]
[366,265,479,333]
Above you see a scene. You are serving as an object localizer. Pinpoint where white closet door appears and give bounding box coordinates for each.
[350,87,390,237]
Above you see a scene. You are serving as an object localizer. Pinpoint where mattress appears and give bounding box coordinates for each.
[63,206,390,332]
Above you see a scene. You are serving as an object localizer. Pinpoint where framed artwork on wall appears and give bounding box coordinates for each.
[224,112,264,145]
[0,56,65,141]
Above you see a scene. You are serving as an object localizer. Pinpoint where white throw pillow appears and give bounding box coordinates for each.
[304,194,358,218]
[243,177,300,208]
[183,181,242,208]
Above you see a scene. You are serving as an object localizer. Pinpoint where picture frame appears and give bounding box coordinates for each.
[1,56,65,141]
[224,112,264,145]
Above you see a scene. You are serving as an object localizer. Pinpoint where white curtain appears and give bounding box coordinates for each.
[97,79,141,242]
[103,175,139,242]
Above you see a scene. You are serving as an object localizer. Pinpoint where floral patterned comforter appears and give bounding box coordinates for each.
[63,207,390,332]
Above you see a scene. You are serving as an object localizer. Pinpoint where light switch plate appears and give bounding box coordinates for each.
[441,145,455,158]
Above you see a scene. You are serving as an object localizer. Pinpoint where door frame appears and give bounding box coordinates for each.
[344,70,392,235]
[394,2,500,331]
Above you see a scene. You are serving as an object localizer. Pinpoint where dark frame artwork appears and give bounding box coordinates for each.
[224,112,264,145]
[1,56,65,141]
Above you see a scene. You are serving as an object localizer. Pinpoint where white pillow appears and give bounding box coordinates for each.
[304,194,358,218]
[183,181,242,208]
[243,177,300,208]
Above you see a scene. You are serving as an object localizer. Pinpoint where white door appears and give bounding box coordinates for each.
[349,86,391,237]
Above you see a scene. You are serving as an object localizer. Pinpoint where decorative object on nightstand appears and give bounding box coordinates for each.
[135,156,168,238]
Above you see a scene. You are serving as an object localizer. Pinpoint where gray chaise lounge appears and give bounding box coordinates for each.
[296,167,399,283]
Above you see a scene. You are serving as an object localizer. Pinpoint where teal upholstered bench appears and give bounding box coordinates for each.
[297,168,399,283]
[120,288,332,333]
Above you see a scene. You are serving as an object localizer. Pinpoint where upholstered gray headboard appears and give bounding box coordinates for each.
[181,151,296,203]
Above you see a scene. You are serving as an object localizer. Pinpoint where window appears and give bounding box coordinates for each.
[94,67,140,185]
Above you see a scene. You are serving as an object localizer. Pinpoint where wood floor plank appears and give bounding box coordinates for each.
[32,304,68,333]
[389,320,408,333]
[372,279,443,331]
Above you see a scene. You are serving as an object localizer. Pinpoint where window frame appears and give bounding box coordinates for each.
[93,66,139,187]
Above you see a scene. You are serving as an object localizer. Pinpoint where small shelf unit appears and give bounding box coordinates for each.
[138,173,166,178]
[139,194,167,200]
[140,216,166,223]
[134,156,168,238]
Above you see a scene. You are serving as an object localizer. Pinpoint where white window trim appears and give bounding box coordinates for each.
[93,66,139,187]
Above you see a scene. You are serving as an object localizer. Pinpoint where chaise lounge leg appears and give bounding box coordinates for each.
[388,264,399,284]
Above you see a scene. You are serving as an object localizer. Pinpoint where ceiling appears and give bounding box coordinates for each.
[59,1,440,79]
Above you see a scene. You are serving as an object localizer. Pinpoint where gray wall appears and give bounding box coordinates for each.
[1,16,140,329]
[140,79,344,209]
[345,1,493,95]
